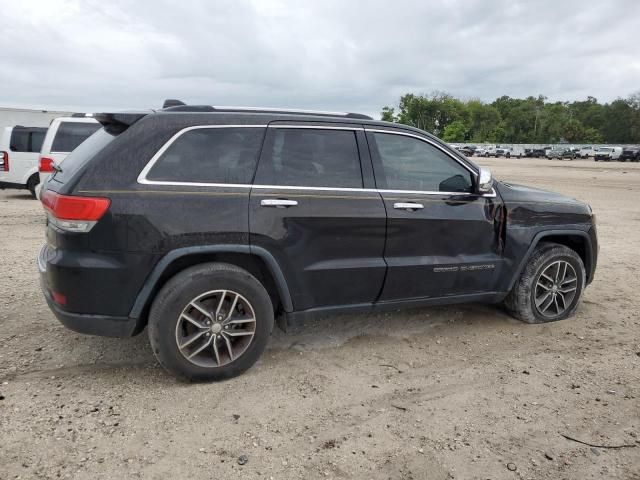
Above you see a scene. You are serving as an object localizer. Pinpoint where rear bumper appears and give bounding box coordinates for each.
[38,244,142,337]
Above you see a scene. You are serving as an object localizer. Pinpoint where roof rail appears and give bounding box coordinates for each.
[160,100,372,120]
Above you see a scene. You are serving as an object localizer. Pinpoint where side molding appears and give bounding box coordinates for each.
[129,244,293,319]
[507,228,593,291]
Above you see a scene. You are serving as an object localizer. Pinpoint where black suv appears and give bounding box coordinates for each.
[38,102,598,381]
[619,146,640,162]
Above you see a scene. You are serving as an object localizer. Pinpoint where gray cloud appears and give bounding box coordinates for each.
[0,0,638,117]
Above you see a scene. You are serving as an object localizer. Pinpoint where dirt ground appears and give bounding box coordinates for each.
[1,158,639,480]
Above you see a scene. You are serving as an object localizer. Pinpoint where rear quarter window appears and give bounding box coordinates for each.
[52,128,116,184]
[51,122,101,153]
[144,127,265,184]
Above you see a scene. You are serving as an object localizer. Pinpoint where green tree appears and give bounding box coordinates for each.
[442,120,467,142]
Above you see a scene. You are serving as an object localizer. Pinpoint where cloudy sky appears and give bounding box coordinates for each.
[1,0,638,117]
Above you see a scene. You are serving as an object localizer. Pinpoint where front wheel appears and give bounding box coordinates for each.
[504,243,585,324]
[148,262,274,381]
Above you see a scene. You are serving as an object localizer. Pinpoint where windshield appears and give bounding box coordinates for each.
[597,147,613,152]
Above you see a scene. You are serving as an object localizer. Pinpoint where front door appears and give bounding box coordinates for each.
[249,123,387,311]
[366,129,504,301]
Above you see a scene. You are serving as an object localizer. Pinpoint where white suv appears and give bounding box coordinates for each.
[0,126,47,198]
[36,117,100,198]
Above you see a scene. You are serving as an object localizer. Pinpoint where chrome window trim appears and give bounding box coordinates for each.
[137,125,268,185]
[136,124,496,197]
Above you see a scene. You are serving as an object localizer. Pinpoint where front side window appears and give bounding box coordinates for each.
[51,122,101,153]
[255,128,363,188]
[146,127,264,184]
[372,132,474,193]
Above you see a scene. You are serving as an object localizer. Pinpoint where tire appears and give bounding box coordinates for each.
[27,174,39,199]
[504,242,585,324]
[148,262,274,381]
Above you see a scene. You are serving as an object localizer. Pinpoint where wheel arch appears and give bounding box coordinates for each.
[507,229,594,291]
[129,245,293,324]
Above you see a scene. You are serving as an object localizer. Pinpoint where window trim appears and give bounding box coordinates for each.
[137,124,495,198]
[137,125,268,185]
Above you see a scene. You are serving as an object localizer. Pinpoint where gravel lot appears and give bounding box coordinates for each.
[1,158,639,480]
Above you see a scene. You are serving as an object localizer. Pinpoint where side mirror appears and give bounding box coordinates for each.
[476,167,493,194]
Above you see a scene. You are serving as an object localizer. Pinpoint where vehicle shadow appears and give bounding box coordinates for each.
[25,302,516,384]
[2,191,35,201]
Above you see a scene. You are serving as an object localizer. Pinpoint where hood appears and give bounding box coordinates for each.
[496,181,585,205]
[495,181,592,226]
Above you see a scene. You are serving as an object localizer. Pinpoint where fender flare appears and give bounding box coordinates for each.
[506,228,594,292]
[129,245,293,319]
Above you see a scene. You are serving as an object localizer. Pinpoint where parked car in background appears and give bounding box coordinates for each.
[457,145,476,157]
[619,146,640,162]
[38,102,598,381]
[577,146,594,158]
[546,146,576,160]
[36,116,100,198]
[594,146,622,161]
[0,125,47,198]
[528,146,551,158]
[474,146,489,157]
[494,146,511,158]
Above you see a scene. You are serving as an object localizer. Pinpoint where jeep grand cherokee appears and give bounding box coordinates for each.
[38,101,598,381]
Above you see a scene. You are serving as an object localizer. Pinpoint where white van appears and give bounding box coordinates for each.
[0,126,47,198]
[36,117,100,198]
[594,146,623,161]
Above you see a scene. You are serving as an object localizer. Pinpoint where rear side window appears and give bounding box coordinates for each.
[255,128,363,188]
[51,122,101,153]
[9,128,46,152]
[145,127,264,184]
[51,128,116,184]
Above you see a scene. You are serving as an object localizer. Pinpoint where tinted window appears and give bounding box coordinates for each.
[255,129,362,188]
[52,128,115,184]
[9,128,46,152]
[51,122,101,152]
[9,129,29,152]
[146,127,264,184]
[372,132,473,193]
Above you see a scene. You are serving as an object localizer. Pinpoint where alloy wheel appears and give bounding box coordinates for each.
[534,260,578,319]
[175,290,256,368]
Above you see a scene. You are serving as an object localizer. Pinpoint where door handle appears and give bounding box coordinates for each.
[393,202,424,211]
[260,199,298,208]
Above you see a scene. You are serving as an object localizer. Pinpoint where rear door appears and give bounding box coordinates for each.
[366,128,504,301]
[249,122,387,311]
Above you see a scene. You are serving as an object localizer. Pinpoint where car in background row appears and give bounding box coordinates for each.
[619,146,640,162]
[577,146,595,158]
[594,146,623,161]
[546,146,576,160]
[0,125,47,198]
[35,116,101,199]
[455,145,476,157]
[525,146,551,158]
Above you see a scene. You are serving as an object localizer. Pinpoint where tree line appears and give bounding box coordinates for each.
[380,92,640,144]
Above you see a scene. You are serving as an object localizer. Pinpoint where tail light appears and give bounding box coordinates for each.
[0,151,8,171]
[39,156,55,173]
[41,190,110,232]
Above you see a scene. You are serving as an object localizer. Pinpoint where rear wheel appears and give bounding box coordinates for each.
[148,263,274,381]
[504,243,585,324]
[26,174,39,199]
